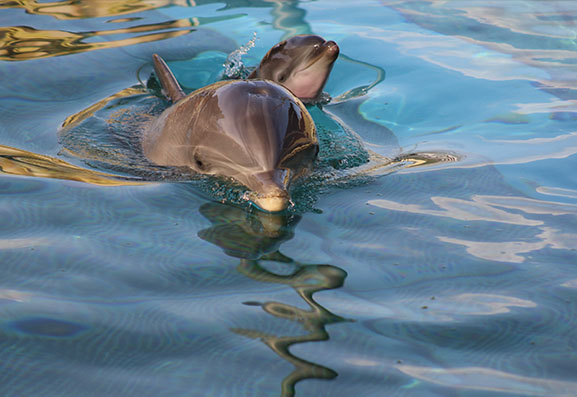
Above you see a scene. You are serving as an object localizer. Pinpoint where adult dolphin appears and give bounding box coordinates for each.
[142,54,318,212]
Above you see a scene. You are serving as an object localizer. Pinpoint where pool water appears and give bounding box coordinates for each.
[1,1,577,396]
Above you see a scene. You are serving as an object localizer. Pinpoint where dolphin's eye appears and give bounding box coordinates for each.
[194,156,207,171]
[272,41,286,51]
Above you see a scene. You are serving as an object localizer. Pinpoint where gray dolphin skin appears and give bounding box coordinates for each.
[248,35,339,103]
[142,54,318,212]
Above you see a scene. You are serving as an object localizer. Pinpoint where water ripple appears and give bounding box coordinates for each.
[397,365,577,396]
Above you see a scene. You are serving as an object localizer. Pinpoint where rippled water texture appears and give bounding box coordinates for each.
[1,1,577,396]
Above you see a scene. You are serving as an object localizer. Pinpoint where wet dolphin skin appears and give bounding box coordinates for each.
[142,54,318,212]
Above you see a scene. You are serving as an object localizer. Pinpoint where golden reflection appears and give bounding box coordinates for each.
[61,86,148,128]
[198,203,349,396]
[357,150,461,177]
[1,0,319,48]
[0,11,245,61]
[394,151,461,169]
[0,20,195,61]
[0,0,193,20]
[0,144,142,186]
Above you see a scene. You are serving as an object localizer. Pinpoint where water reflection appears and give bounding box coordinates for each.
[0,0,192,19]
[268,0,312,39]
[369,191,577,263]
[0,144,142,186]
[0,0,310,21]
[198,202,349,396]
[0,0,313,61]
[439,226,577,263]
[384,0,577,92]
[397,365,577,395]
[0,16,242,61]
[60,86,148,129]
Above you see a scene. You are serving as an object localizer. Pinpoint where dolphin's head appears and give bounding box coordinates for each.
[253,35,339,103]
[189,80,318,212]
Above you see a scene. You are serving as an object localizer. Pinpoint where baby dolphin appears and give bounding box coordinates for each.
[248,35,339,103]
[142,54,318,212]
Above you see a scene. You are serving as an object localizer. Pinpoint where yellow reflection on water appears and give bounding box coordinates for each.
[0,19,196,61]
[0,0,193,19]
[0,144,142,186]
[61,86,148,129]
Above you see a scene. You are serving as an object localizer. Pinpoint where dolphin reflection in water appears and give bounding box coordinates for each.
[198,202,349,396]
[143,36,339,212]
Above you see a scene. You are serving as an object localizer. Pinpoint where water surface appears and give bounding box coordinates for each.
[1,1,577,396]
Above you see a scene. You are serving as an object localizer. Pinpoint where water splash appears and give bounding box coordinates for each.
[222,32,258,79]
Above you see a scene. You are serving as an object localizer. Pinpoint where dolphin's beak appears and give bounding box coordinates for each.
[253,193,290,212]
[323,40,339,58]
[250,169,291,212]
[301,40,340,71]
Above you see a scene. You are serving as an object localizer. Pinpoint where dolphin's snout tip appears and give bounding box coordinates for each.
[324,40,339,55]
[250,170,291,212]
[252,192,290,213]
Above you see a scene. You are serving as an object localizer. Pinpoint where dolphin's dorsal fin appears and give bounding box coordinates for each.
[152,54,186,103]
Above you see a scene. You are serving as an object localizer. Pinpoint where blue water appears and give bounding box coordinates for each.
[1,1,577,396]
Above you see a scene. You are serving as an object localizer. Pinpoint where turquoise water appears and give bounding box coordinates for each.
[1,1,577,395]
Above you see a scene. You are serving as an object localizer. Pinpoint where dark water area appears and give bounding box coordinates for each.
[1,1,577,396]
